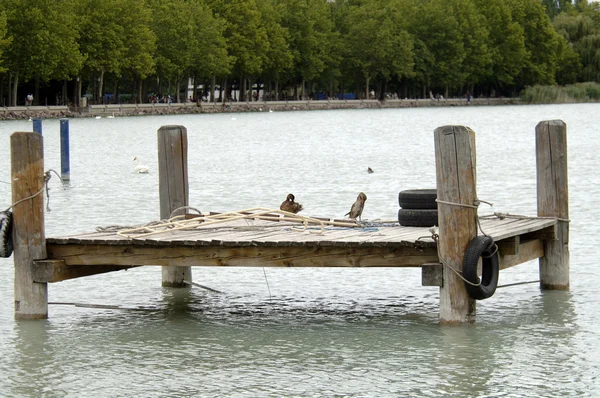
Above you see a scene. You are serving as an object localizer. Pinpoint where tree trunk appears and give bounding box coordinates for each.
[8,71,13,106]
[138,77,143,103]
[211,75,216,102]
[98,70,105,104]
[175,77,182,103]
[62,80,68,105]
[365,76,370,100]
[77,76,82,107]
[35,78,39,106]
[275,80,279,101]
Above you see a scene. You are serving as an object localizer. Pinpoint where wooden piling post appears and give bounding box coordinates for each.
[434,125,478,324]
[158,125,191,287]
[11,132,48,319]
[536,120,569,290]
[32,119,42,134]
[60,119,70,181]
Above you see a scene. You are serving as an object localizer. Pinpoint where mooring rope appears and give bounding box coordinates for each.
[479,212,570,223]
[4,169,65,213]
[113,207,360,239]
[496,280,540,289]
[182,280,224,294]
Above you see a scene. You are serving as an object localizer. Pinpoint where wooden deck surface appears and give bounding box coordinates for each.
[47,215,556,248]
[34,214,557,283]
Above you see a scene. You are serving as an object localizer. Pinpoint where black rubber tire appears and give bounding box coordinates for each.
[0,210,13,258]
[398,208,438,227]
[462,236,499,300]
[398,189,437,209]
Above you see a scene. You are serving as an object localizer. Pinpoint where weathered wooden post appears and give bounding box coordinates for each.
[158,125,191,287]
[434,125,478,324]
[536,120,569,290]
[11,132,48,319]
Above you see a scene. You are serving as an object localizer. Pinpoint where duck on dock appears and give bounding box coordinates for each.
[345,192,367,221]
[280,193,303,214]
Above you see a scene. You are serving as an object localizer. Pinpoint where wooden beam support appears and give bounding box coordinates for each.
[32,259,136,283]
[497,236,519,256]
[499,239,544,270]
[158,125,191,287]
[11,132,48,319]
[421,263,443,287]
[536,120,569,290]
[435,125,477,324]
[46,243,439,268]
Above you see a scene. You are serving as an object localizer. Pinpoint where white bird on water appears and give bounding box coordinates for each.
[133,156,149,174]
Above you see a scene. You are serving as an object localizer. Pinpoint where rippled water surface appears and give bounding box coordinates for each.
[0,104,598,397]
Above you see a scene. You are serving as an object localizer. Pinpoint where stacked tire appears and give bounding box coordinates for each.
[398,189,438,227]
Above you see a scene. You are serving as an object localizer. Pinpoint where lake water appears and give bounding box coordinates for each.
[0,104,598,397]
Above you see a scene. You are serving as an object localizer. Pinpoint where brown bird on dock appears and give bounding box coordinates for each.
[345,192,367,221]
[280,193,304,214]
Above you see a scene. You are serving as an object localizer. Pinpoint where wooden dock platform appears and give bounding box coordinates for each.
[9,122,570,323]
[39,213,556,281]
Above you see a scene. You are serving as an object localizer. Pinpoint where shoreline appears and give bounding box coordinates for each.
[0,97,532,120]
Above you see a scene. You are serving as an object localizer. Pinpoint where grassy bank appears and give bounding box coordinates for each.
[521,82,600,104]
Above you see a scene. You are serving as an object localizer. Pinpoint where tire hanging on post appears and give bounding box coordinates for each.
[0,210,14,258]
[462,235,499,300]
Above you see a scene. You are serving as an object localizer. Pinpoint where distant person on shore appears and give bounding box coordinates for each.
[466,91,471,104]
[26,93,33,106]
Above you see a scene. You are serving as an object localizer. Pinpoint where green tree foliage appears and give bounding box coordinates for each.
[3,0,83,105]
[0,11,12,74]
[344,0,414,98]
[255,0,293,94]
[553,9,600,82]
[149,0,230,102]
[279,0,339,98]
[473,0,527,94]
[0,0,598,104]
[507,0,563,87]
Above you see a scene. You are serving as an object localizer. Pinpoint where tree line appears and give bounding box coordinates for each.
[0,0,598,106]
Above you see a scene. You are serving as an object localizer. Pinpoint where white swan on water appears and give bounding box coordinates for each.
[133,156,149,174]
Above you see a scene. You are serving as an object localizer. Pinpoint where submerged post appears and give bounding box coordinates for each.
[536,120,569,290]
[158,125,191,287]
[11,132,48,319]
[60,119,70,181]
[434,125,478,324]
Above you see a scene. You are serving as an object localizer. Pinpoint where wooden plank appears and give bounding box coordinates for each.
[499,239,544,270]
[11,132,48,319]
[435,125,477,324]
[536,120,569,289]
[46,243,439,268]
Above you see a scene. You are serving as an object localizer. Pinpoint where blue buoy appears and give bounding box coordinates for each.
[60,119,70,180]
[32,119,42,134]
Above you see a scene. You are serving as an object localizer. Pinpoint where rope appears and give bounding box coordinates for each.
[169,206,203,219]
[48,301,158,312]
[262,268,272,301]
[432,233,481,287]
[479,212,570,223]
[182,280,223,294]
[4,169,66,212]
[114,207,361,239]
[497,280,539,289]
